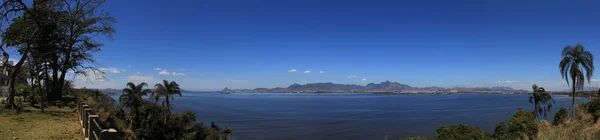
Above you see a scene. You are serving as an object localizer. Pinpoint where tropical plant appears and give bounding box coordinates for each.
[529,84,555,120]
[152,80,182,124]
[120,82,151,128]
[560,43,594,117]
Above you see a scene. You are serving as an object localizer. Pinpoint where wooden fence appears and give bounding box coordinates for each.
[77,95,119,140]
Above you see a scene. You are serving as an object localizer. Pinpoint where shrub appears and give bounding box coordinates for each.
[508,109,538,139]
[553,107,569,125]
[55,100,64,108]
[434,124,491,140]
[584,99,600,122]
[67,102,76,108]
[492,122,511,139]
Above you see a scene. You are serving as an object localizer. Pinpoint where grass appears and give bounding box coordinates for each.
[0,101,83,140]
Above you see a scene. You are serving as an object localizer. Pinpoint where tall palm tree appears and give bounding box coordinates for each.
[529,84,555,120]
[119,82,151,128]
[560,44,594,117]
[152,80,182,124]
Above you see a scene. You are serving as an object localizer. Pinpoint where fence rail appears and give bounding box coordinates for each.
[77,94,119,140]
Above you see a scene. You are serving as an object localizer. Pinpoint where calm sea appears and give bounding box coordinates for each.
[114,93,589,140]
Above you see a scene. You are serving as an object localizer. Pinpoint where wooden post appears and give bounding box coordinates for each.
[81,105,89,126]
[88,114,100,140]
[83,108,92,138]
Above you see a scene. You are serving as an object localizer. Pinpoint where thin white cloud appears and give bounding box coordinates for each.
[180,68,187,71]
[136,72,140,74]
[99,67,120,74]
[172,72,186,76]
[497,80,520,84]
[154,68,161,70]
[362,77,367,81]
[158,70,170,75]
[320,71,325,74]
[540,81,549,83]
[591,79,600,82]
[128,65,132,68]
[348,75,357,79]
[288,69,297,72]
[304,70,311,74]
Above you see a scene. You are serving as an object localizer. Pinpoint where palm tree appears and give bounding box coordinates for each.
[529,84,555,120]
[560,43,594,117]
[119,82,151,128]
[152,80,182,123]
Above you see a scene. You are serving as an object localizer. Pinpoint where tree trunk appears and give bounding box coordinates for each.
[572,78,576,118]
[164,97,170,124]
[5,45,30,109]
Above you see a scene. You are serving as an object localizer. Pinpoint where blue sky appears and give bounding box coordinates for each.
[66,0,600,91]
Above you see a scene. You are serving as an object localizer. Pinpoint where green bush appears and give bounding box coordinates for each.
[508,109,538,139]
[434,124,491,140]
[584,99,600,122]
[67,102,76,108]
[553,107,569,125]
[492,122,512,139]
[55,100,64,108]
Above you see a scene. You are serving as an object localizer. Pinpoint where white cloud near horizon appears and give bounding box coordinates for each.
[497,80,520,84]
[159,70,170,75]
[304,70,311,74]
[320,71,325,74]
[172,72,186,76]
[154,68,161,70]
[362,77,366,81]
[128,65,132,68]
[180,68,186,71]
[348,75,357,79]
[288,69,297,72]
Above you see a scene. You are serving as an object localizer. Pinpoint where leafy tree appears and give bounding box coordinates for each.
[152,80,182,124]
[120,82,151,128]
[529,84,555,120]
[0,0,58,109]
[560,44,594,117]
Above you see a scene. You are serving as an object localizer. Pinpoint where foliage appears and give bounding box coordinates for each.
[529,84,555,119]
[78,83,232,140]
[559,44,595,117]
[152,80,182,124]
[433,124,491,140]
[553,107,569,125]
[507,109,538,139]
[582,99,600,122]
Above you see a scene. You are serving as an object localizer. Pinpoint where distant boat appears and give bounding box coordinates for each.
[221,87,230,94]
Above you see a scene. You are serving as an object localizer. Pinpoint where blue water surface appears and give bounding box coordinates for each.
[114,93,589,140]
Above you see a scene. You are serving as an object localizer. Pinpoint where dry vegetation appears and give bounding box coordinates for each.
[537,108,600,140]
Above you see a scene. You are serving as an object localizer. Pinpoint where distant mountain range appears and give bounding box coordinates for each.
[88,81,528,94]
[229,81,528,94]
